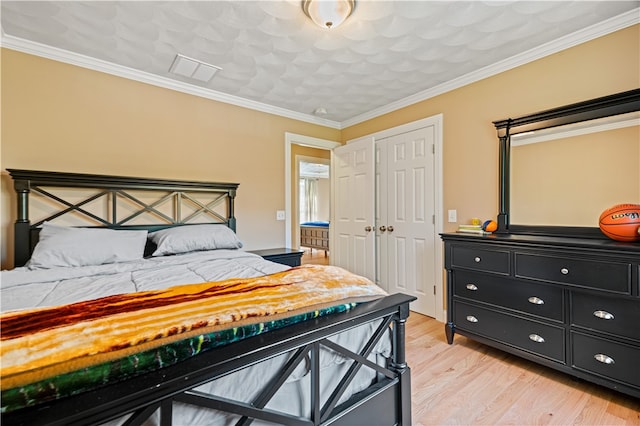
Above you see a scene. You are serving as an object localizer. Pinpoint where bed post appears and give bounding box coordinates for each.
[228,188,237,232]
[12,177,31,267]
[391,302,412,426]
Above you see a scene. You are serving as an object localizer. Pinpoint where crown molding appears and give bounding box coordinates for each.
[0,33,342,130]
[2,7,637,131]
[341,8,640,128]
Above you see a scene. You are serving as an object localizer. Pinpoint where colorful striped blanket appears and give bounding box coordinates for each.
[0,264,386,412]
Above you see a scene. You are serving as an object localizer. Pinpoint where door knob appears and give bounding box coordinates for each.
[379,225,386,232]
[365,226,372,232]
[387,226,394,232]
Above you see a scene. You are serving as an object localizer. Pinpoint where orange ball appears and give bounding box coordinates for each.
[598,204,640,242]
[482,220,498,232]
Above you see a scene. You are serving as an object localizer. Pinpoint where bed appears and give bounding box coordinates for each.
[300,221,329,255]
[1,169,414,426]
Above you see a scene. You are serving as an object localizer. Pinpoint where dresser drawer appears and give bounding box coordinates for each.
[454,301,565,362]
[572,332,640,388]
[301,228,328,237]
[451,245,510,275]
[571,292,640,341]
[515,253,631,294]
[453,271,563,321]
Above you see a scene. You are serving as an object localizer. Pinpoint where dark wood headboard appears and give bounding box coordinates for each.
[8,169,239,267]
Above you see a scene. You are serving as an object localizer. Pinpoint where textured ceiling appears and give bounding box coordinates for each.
[1,1,638,126]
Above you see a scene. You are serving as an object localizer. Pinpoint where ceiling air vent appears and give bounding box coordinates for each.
[169,54,221,83]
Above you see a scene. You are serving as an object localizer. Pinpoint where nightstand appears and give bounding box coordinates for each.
[249,248,304,267]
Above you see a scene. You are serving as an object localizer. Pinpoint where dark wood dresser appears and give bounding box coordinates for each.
[441,232,640,398]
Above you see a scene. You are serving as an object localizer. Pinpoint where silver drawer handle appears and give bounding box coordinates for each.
[528,334,545,343]
[594,354,615,365]
[560,268,569,275]
[474,256,481,263]
[528,296,545,305]
[593,310,614,320]
[466,283,478,291]
[466,315,478,323]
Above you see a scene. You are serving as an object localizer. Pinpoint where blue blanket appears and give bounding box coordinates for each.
[301,221,329,227]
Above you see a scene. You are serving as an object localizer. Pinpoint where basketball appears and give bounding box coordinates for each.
[482,220,498,232]
[598,204,640,242]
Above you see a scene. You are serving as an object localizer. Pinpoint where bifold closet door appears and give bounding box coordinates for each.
[376,127,437,317]
[332,137,376,281]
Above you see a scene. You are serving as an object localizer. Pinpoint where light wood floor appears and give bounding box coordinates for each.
[301,248,330,265]
[406,312,640,425]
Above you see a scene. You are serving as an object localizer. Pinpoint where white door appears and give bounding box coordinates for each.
[331,137,376,281]
[377,126,437,317]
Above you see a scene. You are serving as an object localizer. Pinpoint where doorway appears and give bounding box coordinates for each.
[284,133,340,254]
[298,156,331,265]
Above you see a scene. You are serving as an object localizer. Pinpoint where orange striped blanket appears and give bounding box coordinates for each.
[0,264,386,393]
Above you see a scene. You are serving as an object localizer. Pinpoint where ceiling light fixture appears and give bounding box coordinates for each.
[302,0,355,29]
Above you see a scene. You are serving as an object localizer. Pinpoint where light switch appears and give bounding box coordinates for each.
[276,210,286,220]
[448,209,457,223]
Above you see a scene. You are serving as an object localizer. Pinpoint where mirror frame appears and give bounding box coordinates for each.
[493,88,640,238]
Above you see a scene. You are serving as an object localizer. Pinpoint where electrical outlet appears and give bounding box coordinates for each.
[448,209,457,223]
[276,210,286,221]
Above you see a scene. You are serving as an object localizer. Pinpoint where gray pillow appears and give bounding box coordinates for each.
[28,222,148,269]
[149,224,243,256]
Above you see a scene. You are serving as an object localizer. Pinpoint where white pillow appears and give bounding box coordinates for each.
[28,223,148,269]
[149,225,243,256]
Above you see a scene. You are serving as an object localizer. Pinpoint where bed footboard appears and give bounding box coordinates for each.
[2,293,415,426]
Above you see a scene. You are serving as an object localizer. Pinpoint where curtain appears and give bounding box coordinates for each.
[300,177,318,223]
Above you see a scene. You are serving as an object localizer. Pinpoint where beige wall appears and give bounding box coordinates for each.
[342,25,640,230]
[1,25,638,269]
[0,49,340,268]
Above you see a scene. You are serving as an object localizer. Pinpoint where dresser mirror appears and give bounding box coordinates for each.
[494,89,640,238]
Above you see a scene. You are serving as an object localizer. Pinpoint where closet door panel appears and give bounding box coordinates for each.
[333,138,375,281]
[380,126,437,316]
